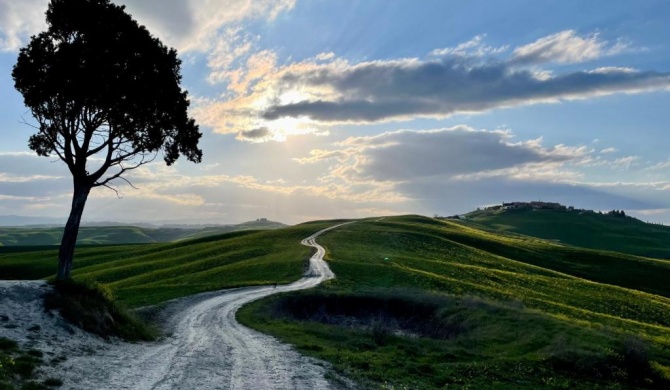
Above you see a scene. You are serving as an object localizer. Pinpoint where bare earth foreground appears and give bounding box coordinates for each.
[0,223,352,389]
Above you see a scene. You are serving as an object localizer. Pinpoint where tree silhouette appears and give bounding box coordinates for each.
[12,0,202,280]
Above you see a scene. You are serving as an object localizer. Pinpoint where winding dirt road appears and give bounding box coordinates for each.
[56,222,350,389]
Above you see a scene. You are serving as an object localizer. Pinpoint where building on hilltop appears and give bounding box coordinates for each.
[500,201,566,210]
[502,202,531,210]
[530,201,565,210]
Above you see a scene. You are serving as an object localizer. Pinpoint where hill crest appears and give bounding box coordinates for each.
[452,202,670,259]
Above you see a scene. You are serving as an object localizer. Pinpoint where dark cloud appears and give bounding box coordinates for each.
[236,127,272,141]
[368,130,564,181]
[263,57,670,123]
[329,127,584,181]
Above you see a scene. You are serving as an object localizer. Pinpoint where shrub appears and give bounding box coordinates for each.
[0,339,17,351]
[44,279,157,341]
[43,377,63,387]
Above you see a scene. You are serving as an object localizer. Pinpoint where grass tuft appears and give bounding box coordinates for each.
[44,279,158,341]
[0,339,51,390]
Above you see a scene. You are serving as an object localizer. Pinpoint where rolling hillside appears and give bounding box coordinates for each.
[240,216,670,389]
[2,215,670,388]
[0,220,286,247]
[0,222,329,306]
[462,207,670,259]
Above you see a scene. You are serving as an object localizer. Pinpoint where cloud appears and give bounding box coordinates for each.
[647,159,670,171]
[197,38,670,140]
[349,127,587,181]
[0,0,47,51]
[511,30,629,65]
[236,127,272,142]
[288,125,670,217]
[611,156,639,169]
[74,164,411,224]
[0,0,295,53]
[400,177,666,217]
[192,30,660,136]
[600,147,617,154]
[430,34,509,58]
[260,55,669,123]
[298,126,590,183]
[0,152,70,178]
[121,0,296,52]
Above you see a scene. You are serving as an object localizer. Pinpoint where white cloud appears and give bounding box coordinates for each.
[512,30,629,65]
[121,0,296,52]
[600,147,618,154]
[0,0,295,53]
[0,0,47,51]
[611,156,639,169]
[430,34,509,58]
[647,159,670,171]
[195,32,669,142]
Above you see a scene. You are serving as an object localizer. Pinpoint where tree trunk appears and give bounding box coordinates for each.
[57,180,91,280]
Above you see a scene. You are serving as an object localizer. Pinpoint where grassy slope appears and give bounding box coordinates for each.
[316,217,670,335]
[4,215,670,387]
[174,220,286,241]
[0,221,286,246]
[239,215,670,389]
[464,208,670,259]
[0,222,332,307]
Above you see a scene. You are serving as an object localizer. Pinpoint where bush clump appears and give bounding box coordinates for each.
[548,334,670,388]
[44,279,157,341]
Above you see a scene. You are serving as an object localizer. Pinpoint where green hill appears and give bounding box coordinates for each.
[239,216,670,389]
[2,215,670,388]
[0,223,329,307]
[462,207,670,259]
[0,220,286,247]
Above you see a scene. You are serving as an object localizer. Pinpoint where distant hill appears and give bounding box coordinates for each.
[0,220,286,246]
[461,205,670,259]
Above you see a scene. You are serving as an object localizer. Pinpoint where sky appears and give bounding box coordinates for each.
[1,0,670,225]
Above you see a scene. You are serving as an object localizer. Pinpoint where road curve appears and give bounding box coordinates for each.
[67,222,350,390]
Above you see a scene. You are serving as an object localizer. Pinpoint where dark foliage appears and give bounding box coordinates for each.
[44,279,157,341]
[549,335,669,388]
[268,290,468,340]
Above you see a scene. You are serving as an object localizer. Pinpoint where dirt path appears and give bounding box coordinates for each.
[34,222,351,389]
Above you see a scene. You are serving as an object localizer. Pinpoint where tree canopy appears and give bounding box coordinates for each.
[12,0,203,279]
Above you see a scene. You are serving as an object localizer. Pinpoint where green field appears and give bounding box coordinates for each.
[239,216,670,389]
[463,207,670,259]
[2,215,670,388]
[0,220,286,246]
[0,222,331,307]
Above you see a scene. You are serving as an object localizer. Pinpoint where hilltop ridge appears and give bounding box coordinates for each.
[455,202,670,259]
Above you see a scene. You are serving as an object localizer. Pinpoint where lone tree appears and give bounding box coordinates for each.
[12,0,202,280]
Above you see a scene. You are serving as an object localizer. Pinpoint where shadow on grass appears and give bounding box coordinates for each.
[242,289,670,389]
